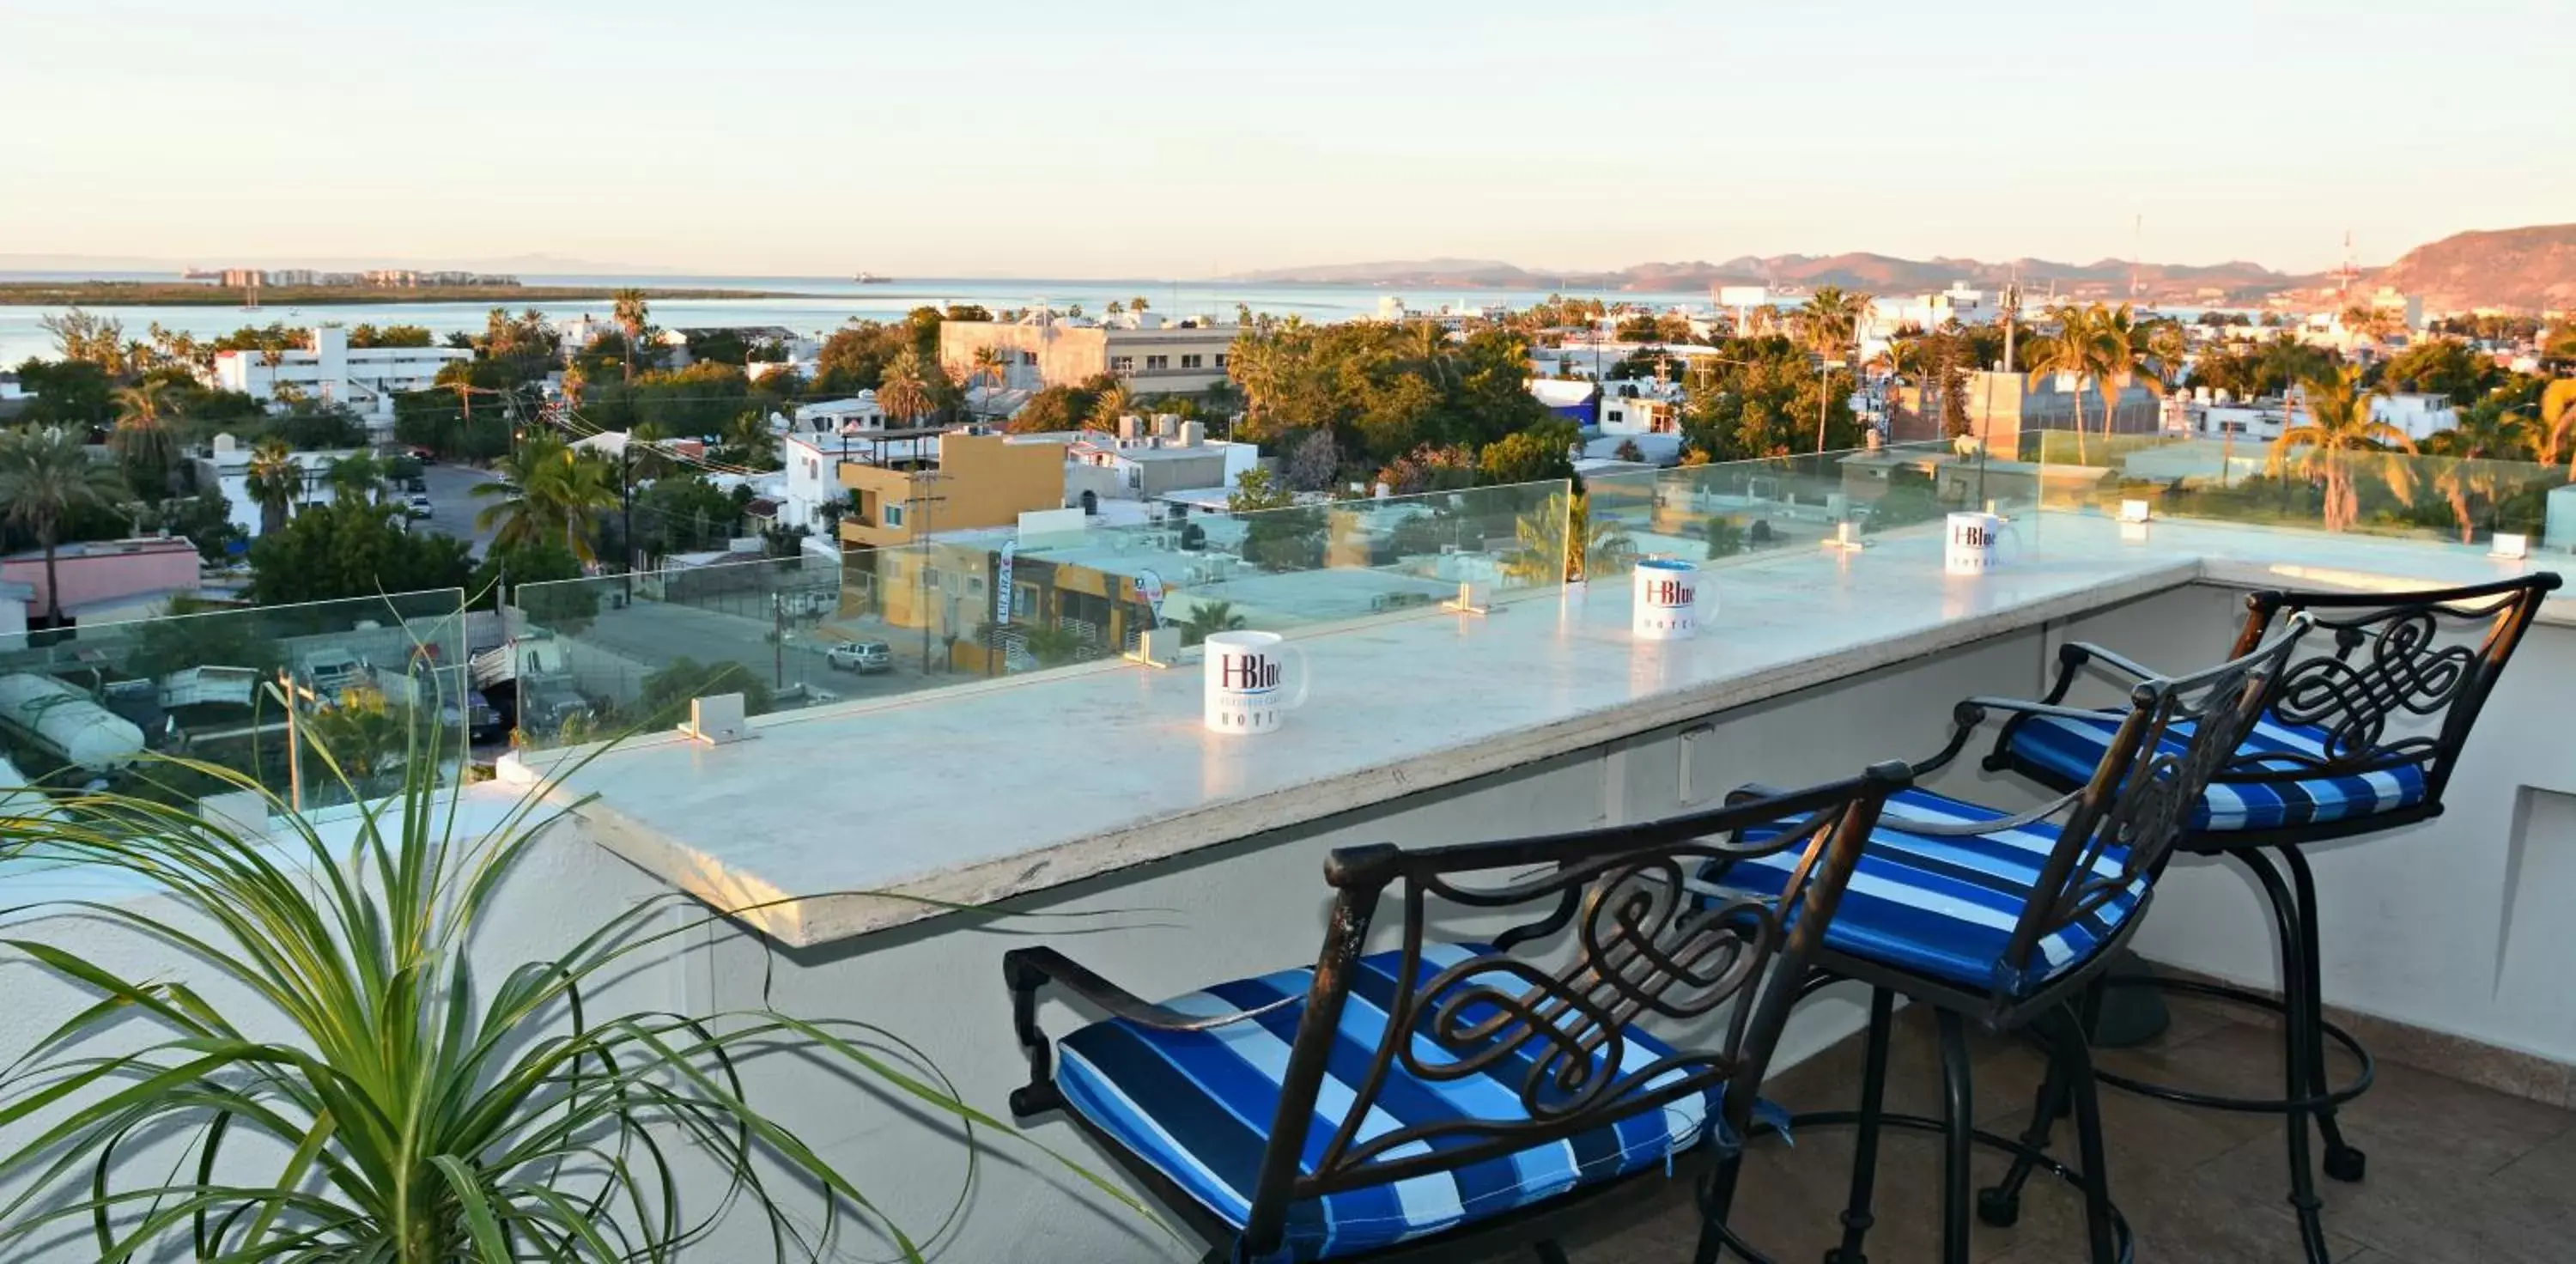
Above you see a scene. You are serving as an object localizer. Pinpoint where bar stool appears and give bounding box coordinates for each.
[1698,623,2310,1264]
[1980,573,2561,1264]
[1001,767,1905,1264]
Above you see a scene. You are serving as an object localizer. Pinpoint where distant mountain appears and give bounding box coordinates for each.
[1226,253,2325,304]
[2366,225,2576,313]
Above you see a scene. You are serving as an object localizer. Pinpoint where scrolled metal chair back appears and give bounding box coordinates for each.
[2223,574,2560,801]
[1997,622,2310,998]
[1231,766,1905,1255]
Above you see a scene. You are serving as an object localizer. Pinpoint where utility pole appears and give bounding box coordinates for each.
[620,439,635,603]
[908,461,950,674]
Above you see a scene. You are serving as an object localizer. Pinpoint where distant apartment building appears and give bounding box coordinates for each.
[212,269,514,288]
[838,431,1068,550]
[1063,417,1259,506]
[210,324,469,422]
[938,313,1236,396]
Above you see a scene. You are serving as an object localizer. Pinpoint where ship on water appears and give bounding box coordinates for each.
[854,272,891,283]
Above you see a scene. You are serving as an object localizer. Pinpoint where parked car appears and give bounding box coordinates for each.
[404,477,428,494]
[405,493,434,520]
[825,641,891,674]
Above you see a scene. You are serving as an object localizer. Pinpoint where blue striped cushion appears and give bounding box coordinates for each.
[2007,712,2428,832]
[1716,787,2146,997]
[1055,941,1737,1261]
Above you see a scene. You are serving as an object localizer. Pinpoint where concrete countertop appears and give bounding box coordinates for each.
[534,508,2564,949]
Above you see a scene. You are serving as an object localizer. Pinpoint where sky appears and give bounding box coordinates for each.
[3,0,2567,279]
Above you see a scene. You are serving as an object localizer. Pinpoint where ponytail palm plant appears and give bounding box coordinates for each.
[0,702,1136,1260]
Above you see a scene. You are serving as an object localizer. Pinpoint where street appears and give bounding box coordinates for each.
[568,599,961,709]
[409,462,503,555]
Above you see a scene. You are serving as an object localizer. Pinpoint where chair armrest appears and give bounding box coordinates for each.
[1005,946,1294,1033]
[1002,947,1298,1119]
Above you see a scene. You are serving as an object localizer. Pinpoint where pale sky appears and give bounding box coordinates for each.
[3,0,2565,278]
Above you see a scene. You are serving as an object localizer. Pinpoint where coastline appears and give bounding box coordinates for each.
[0,283,819,307]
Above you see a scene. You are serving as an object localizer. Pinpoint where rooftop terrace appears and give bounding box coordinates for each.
[2,437,2571,1261]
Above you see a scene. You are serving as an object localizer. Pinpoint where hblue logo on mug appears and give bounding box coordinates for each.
[1631,557,1708,641]
[1204,629,1309,734]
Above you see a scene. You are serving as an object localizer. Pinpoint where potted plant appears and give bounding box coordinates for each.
[0,696,1134,1261]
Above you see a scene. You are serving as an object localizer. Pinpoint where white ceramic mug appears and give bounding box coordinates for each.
[1203,630,1309,734]
[1945,511,2020,574]
[1631,559,1709,640]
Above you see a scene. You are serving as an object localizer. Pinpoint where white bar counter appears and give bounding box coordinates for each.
[535,512,2568,949]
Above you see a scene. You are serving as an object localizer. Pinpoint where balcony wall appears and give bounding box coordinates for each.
[4,579,2568,1261]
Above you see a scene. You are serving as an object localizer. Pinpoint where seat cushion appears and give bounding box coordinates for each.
[2006,711,2428,832]
[1716,787,2146,997]
[1054,941,1739,1261]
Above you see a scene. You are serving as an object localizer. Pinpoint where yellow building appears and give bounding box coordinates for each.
[838,431,1068,550]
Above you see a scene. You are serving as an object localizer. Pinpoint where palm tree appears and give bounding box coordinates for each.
[611,289,650,382]
[1177,599,1247,647]
[969,345,1011,416]
[2539,378,2576,482]
[2269,366,2418,532]
[109,380,181,491]
[876,349,935,428]
[2020,304,2113,464]
[2097,303,2183,453]
[474,434,619,562]
[246,437,301,536]
[2426,406,2541,543]
[1090,382,1136,430]
[325,452,384,505]
[1504,492,1635,584]
[0,427,130,626]
[1793,287,1872,451]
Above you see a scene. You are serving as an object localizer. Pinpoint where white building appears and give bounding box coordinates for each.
[775,396,949,533]
[1598,383,1684,437]
[2370,392,2458,443]
[1063,417,1259,504]
[2188,391,2458,446]
[210,325,469,422]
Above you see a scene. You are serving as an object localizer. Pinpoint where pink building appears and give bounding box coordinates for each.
[1,538,203,628]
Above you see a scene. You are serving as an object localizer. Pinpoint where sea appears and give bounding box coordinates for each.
[0,272,1725,368]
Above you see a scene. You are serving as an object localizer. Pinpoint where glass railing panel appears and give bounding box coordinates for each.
[1586,440,2017,568]
[0,589,471,823]
[507,481,1575,750]
[2031,432,2568,551]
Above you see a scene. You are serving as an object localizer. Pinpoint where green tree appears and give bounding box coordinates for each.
[1478,425,1577,485]
[2379,337,2501,406]
[326,451,385,504]
[1793,287,1872,451]
[1704,514,1746,558]
[1021,623,1084,667]
[2021,303,2112,463]
[109,380,182,494]
[877,349,936,426]
[629,656,773,729]
[246,499,474,604]
[246,436,302,537]
[0,426,131,625]
[13,356,116,429]
[474,434,619,562]
[1177,599,1247,647]
[2269,365,2418,532]
[1504,491,1631,583]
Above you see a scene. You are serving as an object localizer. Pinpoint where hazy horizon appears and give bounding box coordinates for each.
[5,0,2565,278]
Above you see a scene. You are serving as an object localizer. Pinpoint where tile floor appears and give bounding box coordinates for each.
[1550,991,2576,1263]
